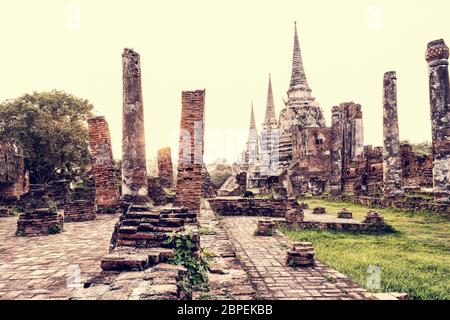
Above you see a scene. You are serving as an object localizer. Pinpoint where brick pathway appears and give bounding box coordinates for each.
[0,215,119,300]
[222,216,371,300]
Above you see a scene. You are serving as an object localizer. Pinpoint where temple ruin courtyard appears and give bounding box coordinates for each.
[0,18,449,301]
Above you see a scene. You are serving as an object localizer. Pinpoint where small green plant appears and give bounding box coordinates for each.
[47,200,58,212]
[254,229,275,237]
[198,292,218,300]
[16,230,25,237]
[11,207,24,216]
[48,224,61,234]
[164,232,212,294]
[199,227,216,236]
[323,274,337,283]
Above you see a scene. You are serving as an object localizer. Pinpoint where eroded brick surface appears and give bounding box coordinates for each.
[174,90,205,215]
[87,116,120,209]
[0,214,118,299]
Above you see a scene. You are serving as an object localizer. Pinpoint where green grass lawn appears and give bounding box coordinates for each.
[280,199,450,300]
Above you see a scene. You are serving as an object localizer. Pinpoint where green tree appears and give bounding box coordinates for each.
[207,161,233,189]
[0,91,93,184]
[401,140,432,157]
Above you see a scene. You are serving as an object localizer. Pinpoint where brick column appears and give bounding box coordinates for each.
[87,116,120,209]
[157,147,173,188]
[174,90,205,215]
[121,48,148,202]
[330,106,343,195]
[426,39,450,201]
[382,71,403,196]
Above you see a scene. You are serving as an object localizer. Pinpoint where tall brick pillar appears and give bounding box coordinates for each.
[175,90,205,215]
[121,48,148,202]
[157,147,173,188]
[382,71,403,196]
[426,39,450,201]
[87,116,120,208]
[330,106,343,195]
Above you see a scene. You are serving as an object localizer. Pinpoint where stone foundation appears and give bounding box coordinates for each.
[313,206,326,215]
[64,200,96,222]
[255,219,276,236]
[208,198,302,217]
[363,211,385,229]
[323,194,449,216]
[286,242,315,267]
[16,208,63,237]
[337,208,353,219]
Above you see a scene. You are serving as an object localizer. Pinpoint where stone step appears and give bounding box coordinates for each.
[100,253,150,271]
[136,223,183,233]
[129,205,151,212]
[118,232,169,241]
[159,218,185,227]
[287,251,315,258]
[118,226,138,234]
[125,212,160,219]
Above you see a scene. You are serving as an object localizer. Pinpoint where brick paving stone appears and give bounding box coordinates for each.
[222,216,371,300]
[0,215,119,300]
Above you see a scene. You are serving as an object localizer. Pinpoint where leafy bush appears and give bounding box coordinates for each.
[164,232,212,293]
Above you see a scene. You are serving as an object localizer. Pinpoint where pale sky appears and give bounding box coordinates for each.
[0,0,448,164]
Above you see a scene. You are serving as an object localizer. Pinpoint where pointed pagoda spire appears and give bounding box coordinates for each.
[249,102,256,129]
[264,74,277,123]
[289,22,309,90]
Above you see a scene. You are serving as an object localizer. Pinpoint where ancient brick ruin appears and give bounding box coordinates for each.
[231,23,449,213]
[286,242,315,267]
[16,208,63,237]
[87,116,120,209]
[64,200,96,222]
[383,71,403,196]
[157,147,174,189]
[426,39,450,201]
[0,141,29,201]
[208,198,302,217]
[174,90,205,216]
[121,48,149,203]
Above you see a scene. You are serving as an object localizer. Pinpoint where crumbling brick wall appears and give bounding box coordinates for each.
[174,90,205,215]
[401,144,433,188]
[0,141,28,200]
[87,116,120,208]
[157,147,173,189]
[290,126,331,195]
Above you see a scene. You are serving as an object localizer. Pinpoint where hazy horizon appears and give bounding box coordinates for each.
[0,0,448,164]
